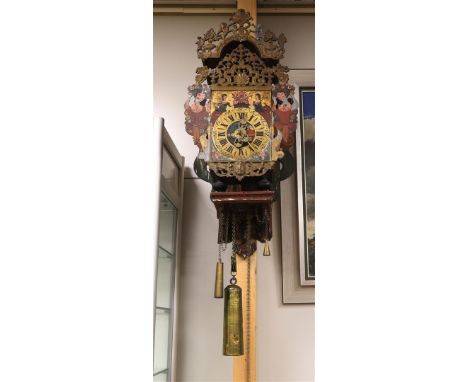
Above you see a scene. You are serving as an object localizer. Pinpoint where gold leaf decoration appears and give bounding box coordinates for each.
[208,161,276,181]
[209,45,289,87]
[195,66,210,84]
[196,9,286,61]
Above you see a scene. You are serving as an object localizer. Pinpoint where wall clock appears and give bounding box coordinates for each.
[183,9,299,364]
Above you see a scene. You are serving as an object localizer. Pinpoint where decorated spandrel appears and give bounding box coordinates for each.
[183,9,298,357]
[184,84,211,151]
[273,84,299,149]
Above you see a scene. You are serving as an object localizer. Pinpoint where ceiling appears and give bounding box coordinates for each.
[154,0,315,13]
[154,1,314,4]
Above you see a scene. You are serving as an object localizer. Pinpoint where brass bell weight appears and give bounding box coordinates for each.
[223,283,244,356]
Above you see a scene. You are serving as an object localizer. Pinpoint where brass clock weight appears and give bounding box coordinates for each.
[184,10,298,357]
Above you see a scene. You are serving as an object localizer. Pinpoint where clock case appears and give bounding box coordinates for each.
[185,10,297,254]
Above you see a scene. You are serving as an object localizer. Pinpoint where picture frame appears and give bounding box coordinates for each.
[297,87,315,286]
[281,69,315,304]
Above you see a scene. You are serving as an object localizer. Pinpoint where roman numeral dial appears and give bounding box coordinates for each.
[212,107,271,160]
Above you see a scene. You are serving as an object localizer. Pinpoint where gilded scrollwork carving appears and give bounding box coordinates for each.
[256,26,288,60]
[274,64,290,84]
[196,9,286,61]
[208,45,289,87]
[208,161,276,181]
[195,66,210,84]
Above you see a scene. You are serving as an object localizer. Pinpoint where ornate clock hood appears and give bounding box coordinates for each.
[194,9,290,87]
[186,9,297,189]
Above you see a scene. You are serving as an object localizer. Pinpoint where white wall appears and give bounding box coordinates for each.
[154,14,315,382]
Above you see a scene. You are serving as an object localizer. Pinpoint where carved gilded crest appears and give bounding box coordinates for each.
[203,45,289,87]
[196,9,287,61]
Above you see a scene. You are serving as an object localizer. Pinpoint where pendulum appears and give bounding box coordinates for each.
[223,252,243,356]
[263,240,271,256]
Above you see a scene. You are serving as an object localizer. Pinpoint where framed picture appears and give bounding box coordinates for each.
[281,70,315,304]
[297,87,315,285]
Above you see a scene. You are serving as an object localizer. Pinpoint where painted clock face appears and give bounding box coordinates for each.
[212,107,270,160]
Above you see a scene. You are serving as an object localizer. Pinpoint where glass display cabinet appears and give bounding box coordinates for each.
[153,118,184,382]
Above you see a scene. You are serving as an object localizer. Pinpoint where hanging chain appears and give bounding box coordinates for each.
[218,242,225,264]
[224,207,229,249]
[218,207,229,261]
[230,212,237,285]
[218,243,224,265]
[245,211,252,259]
[232,210,238,256]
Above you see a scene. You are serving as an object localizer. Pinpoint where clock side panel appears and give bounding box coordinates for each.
[209,89,273,162]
